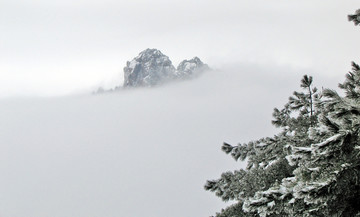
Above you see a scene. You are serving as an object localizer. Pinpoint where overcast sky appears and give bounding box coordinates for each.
[0,0,359,97]
[1,1,360,217]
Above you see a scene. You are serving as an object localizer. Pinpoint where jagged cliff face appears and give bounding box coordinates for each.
[123,48,209,87]
[123,49,176,87]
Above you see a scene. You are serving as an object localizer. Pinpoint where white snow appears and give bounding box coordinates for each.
[267,201,275,208]
[293,146,312,153]
[308,167,320,172]
[312,134,342,149]
[264,159,277,169]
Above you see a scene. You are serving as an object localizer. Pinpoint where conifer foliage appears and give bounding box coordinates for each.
[348,9,360,26]
[205,10,360,217]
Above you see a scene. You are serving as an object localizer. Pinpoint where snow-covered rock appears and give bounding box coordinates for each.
[176,57,209,78]
[123,49,209,88]
[123,49,176,87]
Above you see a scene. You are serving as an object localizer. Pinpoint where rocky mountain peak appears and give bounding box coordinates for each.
[123,49,209,88]
[137,48,164,60]
[123,48,176,87]
[176,57,209,76]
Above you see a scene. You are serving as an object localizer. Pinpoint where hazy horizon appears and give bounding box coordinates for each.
[0,64,347,217]
[1,1,359,216]
[1,0,359,98]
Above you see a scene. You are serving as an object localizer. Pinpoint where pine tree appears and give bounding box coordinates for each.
[205,75,320,217]
[243,63,360,217]
[205,9,360,217]
[348,9,360,26]
[242,11,360,217]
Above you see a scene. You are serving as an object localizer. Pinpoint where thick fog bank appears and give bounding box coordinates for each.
[0,65,341,217]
